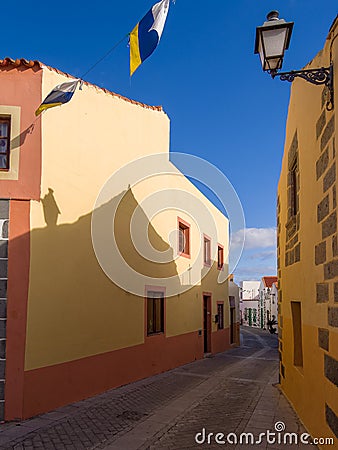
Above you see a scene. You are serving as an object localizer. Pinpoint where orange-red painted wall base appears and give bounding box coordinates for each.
[22,327,232,419]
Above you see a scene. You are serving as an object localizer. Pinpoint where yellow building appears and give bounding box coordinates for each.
[278,18,338,444]
[0,58,237,421]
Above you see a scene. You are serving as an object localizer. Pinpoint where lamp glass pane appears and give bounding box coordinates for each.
[262,28,287,58]
[258,36,265,69]
[265,57,282,71]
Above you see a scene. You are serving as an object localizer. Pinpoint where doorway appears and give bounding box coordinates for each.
[203,295,211,353]
[229,295,236,344]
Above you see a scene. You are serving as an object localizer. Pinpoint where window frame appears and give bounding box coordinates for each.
[146,288,165,336]
[217,244,224,270]
[203,234,212,267]
[0,116,11,171]
[177,217,191,258]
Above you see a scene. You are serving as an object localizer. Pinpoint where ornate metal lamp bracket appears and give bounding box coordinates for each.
[270,64,334,111]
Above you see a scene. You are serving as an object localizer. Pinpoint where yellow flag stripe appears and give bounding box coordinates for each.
[130,23,142,76]
[35,102,63,117]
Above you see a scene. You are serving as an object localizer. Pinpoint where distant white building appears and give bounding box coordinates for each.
[240,281,260,327]
[259,276,278,329]
[270,280,278,323]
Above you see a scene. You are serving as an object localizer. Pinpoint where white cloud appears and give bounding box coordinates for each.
[230,228,277,283]
[231,227,276,249]
[234,265,277,282]
[249,250,277,261]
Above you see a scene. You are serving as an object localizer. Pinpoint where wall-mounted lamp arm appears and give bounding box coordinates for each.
[270,64,334,110]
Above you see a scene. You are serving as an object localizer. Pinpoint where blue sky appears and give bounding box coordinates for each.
[3,0,337,281]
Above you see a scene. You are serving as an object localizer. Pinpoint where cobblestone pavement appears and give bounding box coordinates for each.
[0,328,314,449]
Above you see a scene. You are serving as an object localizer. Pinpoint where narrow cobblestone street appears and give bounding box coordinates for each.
[0,328,313,449]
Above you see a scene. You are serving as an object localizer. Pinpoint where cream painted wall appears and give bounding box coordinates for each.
[26,68,170,369]
[25,67,229,369]
[33,67,170,227]
[130,166,229,335]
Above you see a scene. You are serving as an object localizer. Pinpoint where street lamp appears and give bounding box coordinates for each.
[255,11,334,110]
[255,11,293,73]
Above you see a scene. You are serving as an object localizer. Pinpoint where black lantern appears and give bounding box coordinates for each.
[255,11,294,74]
[255,11,334,110]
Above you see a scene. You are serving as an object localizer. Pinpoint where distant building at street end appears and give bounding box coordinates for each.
[271,280,278,321]
[259,276,278,330]
[239,280,260,327]
[277,16,338,443]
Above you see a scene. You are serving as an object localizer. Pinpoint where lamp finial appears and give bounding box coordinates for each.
[267,11,280,21]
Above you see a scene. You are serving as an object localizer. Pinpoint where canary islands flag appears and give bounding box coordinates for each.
[35,79,80,116]
[130,0,170,76]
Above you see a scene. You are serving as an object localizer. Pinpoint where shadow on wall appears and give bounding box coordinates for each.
[5,186,232,420]
[11,123,35,151]
[41,188,61,227]
[17,187,185,366]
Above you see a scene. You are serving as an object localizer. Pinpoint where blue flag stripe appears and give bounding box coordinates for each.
[138,8,160,63]
[42,90,75,105]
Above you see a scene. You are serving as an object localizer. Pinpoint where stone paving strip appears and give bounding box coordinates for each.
[0,371,207,449]
[136,360,312,449]
[0,329,315,450]
[105,348,271,450]
[0,349,262,448]
[117,330,313,450]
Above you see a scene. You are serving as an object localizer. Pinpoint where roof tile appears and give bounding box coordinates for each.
[262,276,278,288]
[0,58,163,112]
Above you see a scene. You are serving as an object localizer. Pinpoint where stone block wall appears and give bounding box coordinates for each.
[0,199,9,421]
[313,88,337,437]
[285,132,301,267]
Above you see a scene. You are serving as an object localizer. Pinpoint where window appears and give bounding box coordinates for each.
[291,301,303,367]
[203,236,211,266]
[217,245,224,269]
[178,219,190,256]
[147,291,164,335]
[0,117,11,170]
[217,303,224,330]
[290,162,298,216]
